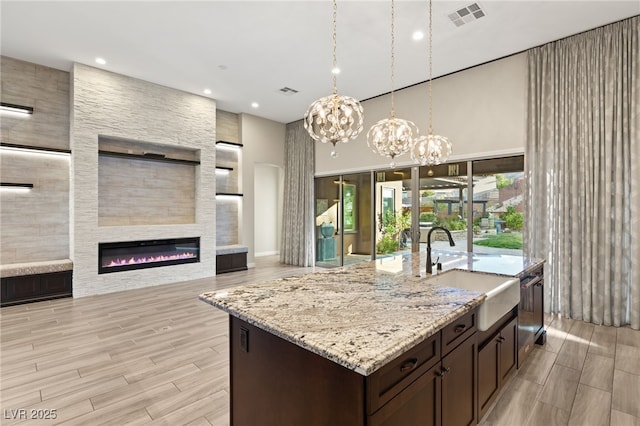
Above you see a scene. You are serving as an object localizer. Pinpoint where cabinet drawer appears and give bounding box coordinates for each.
[442,308,477,356]
[368,361,441,426]
[367,332,440,414]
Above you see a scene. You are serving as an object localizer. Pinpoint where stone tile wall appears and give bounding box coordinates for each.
[71,63,216,297]
[0,56,70,264]
[0,56,70,150]
[215,111,241,245]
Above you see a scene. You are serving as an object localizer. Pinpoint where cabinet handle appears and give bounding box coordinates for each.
[497,336,506,342]
[435,366,450,377]
[454,324,467,333]
[438,366,451,377]
[400,358,418,373]
[521,275,542,289]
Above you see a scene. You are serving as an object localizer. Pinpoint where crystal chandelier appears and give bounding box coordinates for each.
[304,0,364,158]
[410,0,452,166]
[367,0,417,168]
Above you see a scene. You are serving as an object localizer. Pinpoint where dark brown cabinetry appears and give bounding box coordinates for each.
[369,361,441,426]
[1,271,72,307]
[369,308,477,426]
[216,252,247,274]
[229,307,478,426]
[442,334,477,426]
[477,310,518,420]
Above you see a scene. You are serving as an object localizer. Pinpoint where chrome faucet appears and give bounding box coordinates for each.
[426,226,456,274]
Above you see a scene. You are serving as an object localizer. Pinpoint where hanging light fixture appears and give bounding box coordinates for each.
[410,0,452,166]
[367,0,417,168]
[304,0,364,158]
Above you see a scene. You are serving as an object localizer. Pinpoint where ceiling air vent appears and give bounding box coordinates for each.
[448,3,485,27]
[278,87,299,96]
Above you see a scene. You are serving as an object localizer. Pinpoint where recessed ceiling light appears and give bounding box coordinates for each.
[412,31,424,41]
[203,88,212,95]
[95,57,106,65]
[331,67,340,75]
[251,102,259,108]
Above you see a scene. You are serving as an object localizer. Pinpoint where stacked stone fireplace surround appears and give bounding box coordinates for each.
[71,63,216,297]
[1,57,245,302]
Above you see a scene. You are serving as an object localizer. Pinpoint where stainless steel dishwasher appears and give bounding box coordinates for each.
[518,265,546,366]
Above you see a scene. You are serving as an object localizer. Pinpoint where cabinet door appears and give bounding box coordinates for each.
[477,335,500,420]
[499,317,518,387]
[40,272,72,296]
[368,362,441,426]
[231,253,247,270]
[442,335,477,426]
[3,276,40,300]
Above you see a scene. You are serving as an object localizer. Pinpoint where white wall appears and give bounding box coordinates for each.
[315,53,527,175]
[254,164,281,256]
[239,113,286,266]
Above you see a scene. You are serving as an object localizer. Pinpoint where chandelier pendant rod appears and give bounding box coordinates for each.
[390,0,396,118]
[428,0,434,135]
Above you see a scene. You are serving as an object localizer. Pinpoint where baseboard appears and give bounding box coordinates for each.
[255,251,279,257]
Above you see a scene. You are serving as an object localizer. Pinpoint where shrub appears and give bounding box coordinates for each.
[419,212,436,223]
[500,206,524,231]
[377,235,399,254]
[505,213,524,230]
[436,215,467,231]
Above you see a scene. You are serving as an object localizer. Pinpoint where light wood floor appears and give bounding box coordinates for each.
[1,256,639,425]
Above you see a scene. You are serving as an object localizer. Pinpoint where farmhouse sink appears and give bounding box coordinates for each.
[428,270,520,331]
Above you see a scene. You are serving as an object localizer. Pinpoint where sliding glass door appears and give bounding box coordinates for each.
[417,162,469,252]
[314,172,373,267]
[374,168,412,258]
[470,156,525,256]
[314,155,525,267]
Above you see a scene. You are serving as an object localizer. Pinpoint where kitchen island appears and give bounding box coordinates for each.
[199,251,544,426]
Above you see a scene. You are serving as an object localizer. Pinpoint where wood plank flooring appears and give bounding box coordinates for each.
[480,314,640,426]
[1,256,639,425]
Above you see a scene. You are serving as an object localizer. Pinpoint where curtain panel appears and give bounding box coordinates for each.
[525,16,639,329]
[280,120,316,267]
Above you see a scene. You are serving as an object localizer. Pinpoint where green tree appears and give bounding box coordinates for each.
[495,174,513,189]
[500,206,524,230]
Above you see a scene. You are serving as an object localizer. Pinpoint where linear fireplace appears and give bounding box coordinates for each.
[98,237,200,274]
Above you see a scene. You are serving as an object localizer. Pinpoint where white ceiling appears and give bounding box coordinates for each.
[1,1,638,124]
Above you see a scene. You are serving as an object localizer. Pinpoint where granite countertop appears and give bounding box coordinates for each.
[200,251,543,376]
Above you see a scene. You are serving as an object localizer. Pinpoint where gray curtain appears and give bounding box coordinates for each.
[280,120,316,266]
[525,16,639,329]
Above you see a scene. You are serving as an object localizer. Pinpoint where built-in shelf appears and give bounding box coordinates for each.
[1,142,71,155]
[216,166,234,171]
[98,150,200,165]
[216,192,243,197]
[1,102,34,115]
[215,140,243,148]
[1,182,34,188]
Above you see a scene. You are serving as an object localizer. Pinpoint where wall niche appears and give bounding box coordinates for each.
[98,135,199,226]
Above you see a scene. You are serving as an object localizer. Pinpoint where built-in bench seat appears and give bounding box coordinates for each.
[216,245,248,274]
[1,259,73,307]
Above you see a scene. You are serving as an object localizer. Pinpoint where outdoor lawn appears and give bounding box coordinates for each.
[473,232,523,250]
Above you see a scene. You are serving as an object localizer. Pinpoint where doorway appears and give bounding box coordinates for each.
[254,164,282,257]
